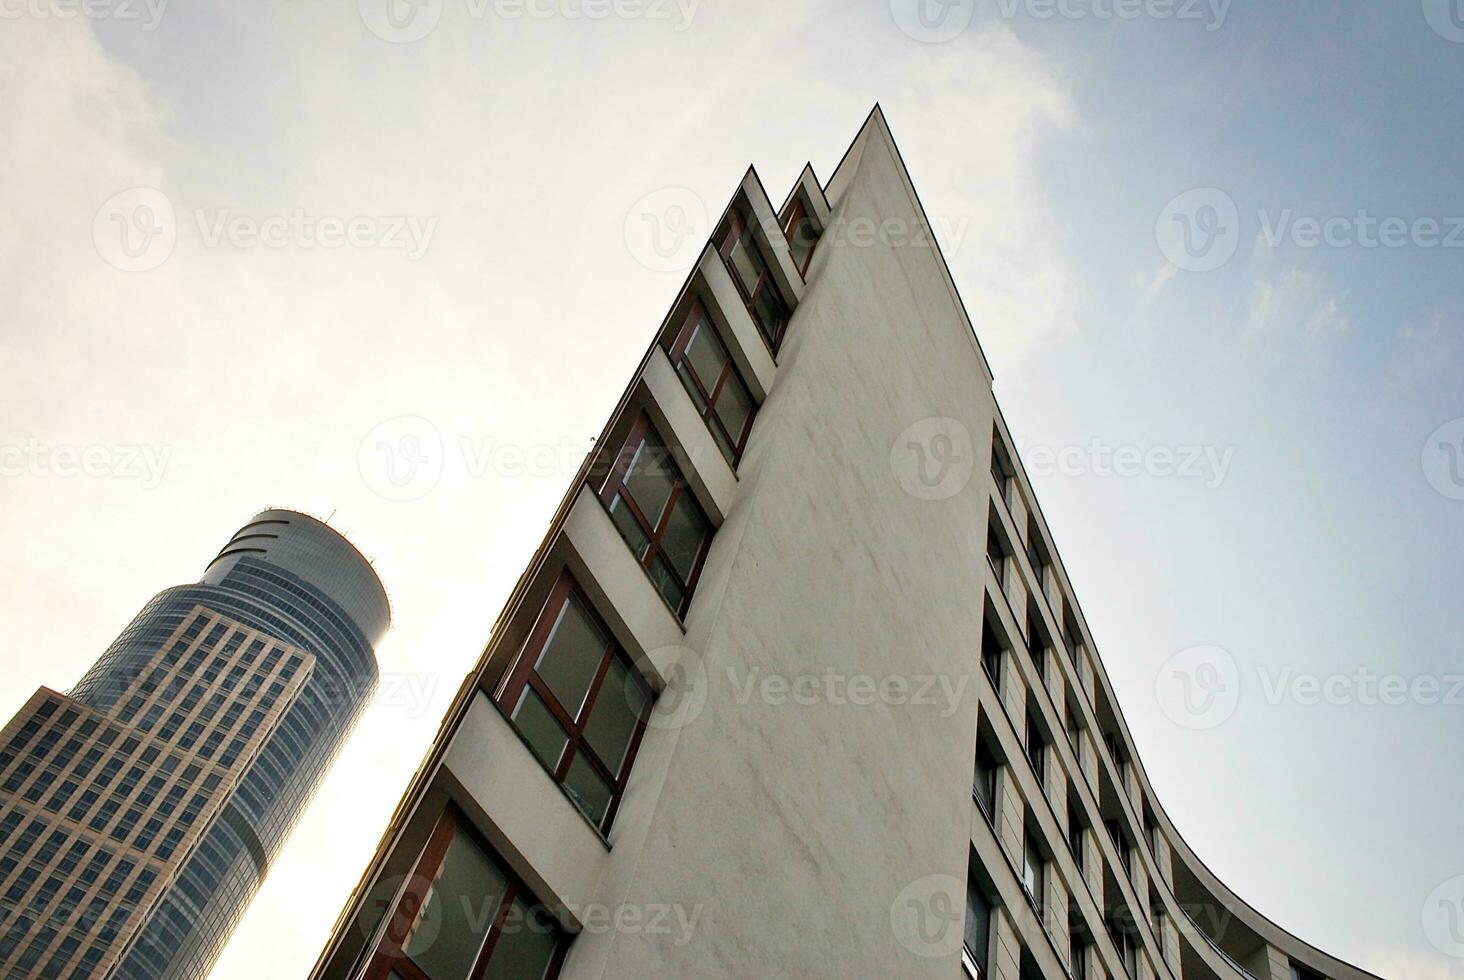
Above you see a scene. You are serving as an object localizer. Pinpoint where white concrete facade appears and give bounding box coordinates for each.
[312,109,1380,980]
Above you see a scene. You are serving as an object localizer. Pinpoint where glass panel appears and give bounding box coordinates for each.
[533,595,609,717]
[659,493,711,582]
[752,287,786,345]
[789,215,817,271]
[712,376,753,449]
[727,233,763,299]
[683,317,729,391]
[675,362,708,413]
[649,556,685,613]
[583,658,648,777]
[608,494,651,562]
[482,898,559,980]
[511,689,568,772]
[964,882,991,975]
[623,440,676,528]
[403,828,508,979]
[708,420,736,464]
[563,752,614,827]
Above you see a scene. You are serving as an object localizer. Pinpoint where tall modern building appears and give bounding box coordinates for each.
[312,109,1379,980]
[0,509,389,980]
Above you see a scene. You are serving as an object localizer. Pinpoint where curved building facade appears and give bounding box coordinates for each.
[313,109,1383,980]
[0,510,387,980]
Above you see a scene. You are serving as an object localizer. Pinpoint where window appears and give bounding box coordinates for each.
[366,807,564,980]
[1066,786,1084,862]
[781,197,819,276]
[973,739,998,824]
[1290,964,1326,980]
[718,208,790,353]
[665,304,757,465]
[498,576,654,831]
[963,874,992,979]
[1025,711,1046,782]
[600,415,714,617]
[990,433,1014,503]
[980,619,1004,688]
[1026,516,1049,584]
[1022,830,1045,913]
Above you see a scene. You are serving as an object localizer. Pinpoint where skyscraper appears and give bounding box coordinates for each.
[0,509,389,979]
[312,108,1378,980]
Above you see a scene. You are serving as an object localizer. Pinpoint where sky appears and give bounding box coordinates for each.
[1,1,1462,977]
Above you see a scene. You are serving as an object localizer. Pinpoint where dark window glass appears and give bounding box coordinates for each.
[718,209,789,352]
[666,305,759,465]
[369,808,564,980]
[782,198,819,275]
[964,875,991,978]
[601,416,714,618]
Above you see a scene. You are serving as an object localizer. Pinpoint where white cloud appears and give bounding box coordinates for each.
[1243,264,1351,338]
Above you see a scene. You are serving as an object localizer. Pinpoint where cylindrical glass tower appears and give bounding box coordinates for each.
[71,509,390,980]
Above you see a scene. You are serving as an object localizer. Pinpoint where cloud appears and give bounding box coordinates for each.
[887,27,1079,370]
[1361,946,1464,980]
[1242,264,1351,339]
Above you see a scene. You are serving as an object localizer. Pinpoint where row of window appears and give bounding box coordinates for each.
[985,437,1336,980]
[361,184,825,978]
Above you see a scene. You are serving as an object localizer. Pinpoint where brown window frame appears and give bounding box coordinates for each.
[363,804,567,980]
[599,413,714,618]
[781,196,819,277]
[717,208,790,354]
[497,574,654,833]
[665,302,758,466]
